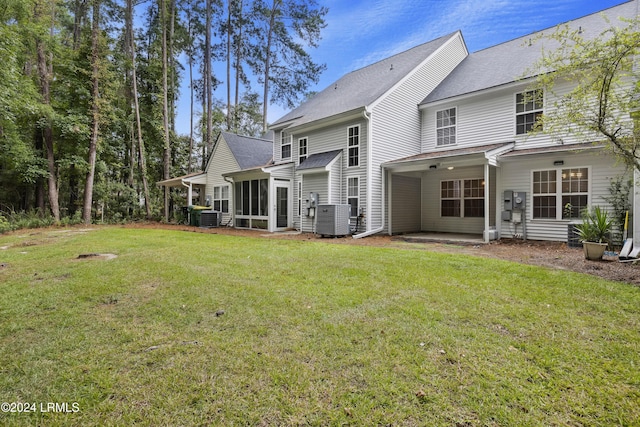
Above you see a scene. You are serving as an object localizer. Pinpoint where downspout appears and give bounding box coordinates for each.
[353,163,385,238]
[354,108,383,238]
[354,106,384,239]
[224,176,234,226]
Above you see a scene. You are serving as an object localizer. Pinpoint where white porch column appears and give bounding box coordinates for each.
[483,163,490,243]
[186,181,193,206]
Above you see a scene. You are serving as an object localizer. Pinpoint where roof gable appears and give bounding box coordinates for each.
[272,32,461,129]
[422,1,638,105]
[220,132,273,170]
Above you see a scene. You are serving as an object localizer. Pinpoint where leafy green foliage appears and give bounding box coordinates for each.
[604,174,632,245]
[1,0,329,221]
[0,214,11,233]
[575,205,614,244]
[532,17,640,170]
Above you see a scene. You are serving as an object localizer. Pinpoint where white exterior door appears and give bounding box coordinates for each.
[273,181,291,231]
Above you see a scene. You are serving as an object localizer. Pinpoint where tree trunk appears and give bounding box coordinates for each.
[226,0,232,131]
[161,0,171,221]
[205,0,213,155]
[127,0,152,219]
[234,0,243,133]
[169,0,176,133]
[35,0,60,222]
[202,95,207,171]
[262,0,281,133]
[83,0,100,225]
[72,0,87,50]
[187,3,194,174]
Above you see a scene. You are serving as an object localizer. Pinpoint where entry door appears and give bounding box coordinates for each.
[275,183,290,230]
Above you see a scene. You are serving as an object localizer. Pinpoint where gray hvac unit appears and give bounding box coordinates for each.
[200,210,221,228]
[316,204,351,237]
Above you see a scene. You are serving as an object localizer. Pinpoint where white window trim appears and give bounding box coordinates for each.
[281,131,292,161]
[298,137,308,164]
[213,185,229,213]
[531,166,591,221]
[440,178,485,218]
[436,107,457,146]
[347,176,360,217]
[347,125,360,168]
[515,89,544,136]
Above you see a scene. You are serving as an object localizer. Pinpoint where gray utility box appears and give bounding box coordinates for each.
[200,210,221,228]
[316,204,351,237]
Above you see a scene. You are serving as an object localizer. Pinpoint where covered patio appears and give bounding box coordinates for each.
[156,172,207,207]
[392,232,485,245]
[383,143,515,243]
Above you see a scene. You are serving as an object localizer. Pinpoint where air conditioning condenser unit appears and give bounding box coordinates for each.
[316,204,351,237]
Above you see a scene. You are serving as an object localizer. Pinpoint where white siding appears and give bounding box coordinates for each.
[330,156,343,204]
[270,166,294,181]
[421,166,485,234]
[370,34,468,230]
[422,81,592,153]
[500,150,628,241]
[300,173,329,233]
[291,121,366,232]
[291,120,368,174]
[205,138,240,225]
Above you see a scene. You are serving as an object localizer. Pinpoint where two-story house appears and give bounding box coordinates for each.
[162,1,637,244]
[384,0,636,242]
[269,31,469,235]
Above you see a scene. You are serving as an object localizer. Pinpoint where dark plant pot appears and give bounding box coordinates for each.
[582,241,608,260]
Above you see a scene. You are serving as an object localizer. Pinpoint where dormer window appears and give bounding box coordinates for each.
[516,89,543,134]
[436,108,456,146]
[281,132,291,160]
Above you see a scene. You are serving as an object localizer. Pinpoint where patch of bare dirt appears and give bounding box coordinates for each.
[76,253,118,260]
[121,222,640,286]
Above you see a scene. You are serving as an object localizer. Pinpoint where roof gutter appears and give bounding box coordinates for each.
[354,108,385,239]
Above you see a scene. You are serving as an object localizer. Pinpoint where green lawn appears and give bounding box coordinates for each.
[0,227,638,426]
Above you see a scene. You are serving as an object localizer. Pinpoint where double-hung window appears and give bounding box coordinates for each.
[436,108,456,146]
[533,168,589,219]
[464,179,484,217]
[516,89,543,135]
[347,177,359,217]
[348,125,359,167]
[298,137,308,164]
[281,132,291,160]
[213,185,229,213]
[441,179,484,217]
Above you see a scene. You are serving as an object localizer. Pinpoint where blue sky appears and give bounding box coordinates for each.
[174,0,629,135]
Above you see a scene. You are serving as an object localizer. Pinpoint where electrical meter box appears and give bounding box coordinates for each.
[504,190,513,211]
[306,192,319,209]
[512,191,526,209]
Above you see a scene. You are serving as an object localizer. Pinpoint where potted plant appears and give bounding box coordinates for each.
[575,206,613,260]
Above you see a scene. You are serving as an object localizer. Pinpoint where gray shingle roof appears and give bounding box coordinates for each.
[296,150,342,171]
[222,132,273,170]
[272,32,460,129]
[422,1,637,105]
